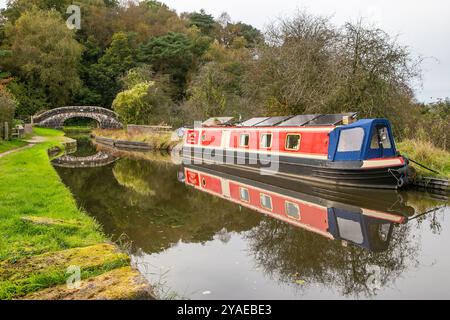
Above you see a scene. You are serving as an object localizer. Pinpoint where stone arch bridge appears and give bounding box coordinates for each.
[33,106,123,129]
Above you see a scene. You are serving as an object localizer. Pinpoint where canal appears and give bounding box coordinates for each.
[53,135,450,299]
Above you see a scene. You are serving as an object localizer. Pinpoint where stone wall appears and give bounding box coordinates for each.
[127,124,172,135]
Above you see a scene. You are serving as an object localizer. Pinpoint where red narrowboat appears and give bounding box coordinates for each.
[182,113,414,189]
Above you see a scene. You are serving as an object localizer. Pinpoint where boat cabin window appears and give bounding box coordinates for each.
[370,126,392,150]
[240,134,250,147]
[337,217,364,244]
[285,134,301,151]
[260,134,272,149]
[285,202,300,220]
[260,194,273,210]
[239,187,250,202]
[378,223,391,242]
[337,128,365,152]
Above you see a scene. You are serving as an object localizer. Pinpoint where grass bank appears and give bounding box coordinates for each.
[63,126,94,134]
[0,139,28,154]
[0,127,152,300]
[398,139,450,178]
[93,128,179,150]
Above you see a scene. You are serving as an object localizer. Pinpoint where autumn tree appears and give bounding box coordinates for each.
[188,9,215,36]
[243,12,420,124]
[112,79,173,125]
[87,32,138,107]
[244,12,340,116]
[183,41,254,122]
[138,32,211,99]
[3,9,83,107]
[333,20,421,121]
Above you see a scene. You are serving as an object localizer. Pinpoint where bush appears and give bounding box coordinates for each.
[397,139,450,178]
[112,80,173,125]
[0,90,16,140]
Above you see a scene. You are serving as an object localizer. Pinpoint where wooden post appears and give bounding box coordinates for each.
[4,122,9,140]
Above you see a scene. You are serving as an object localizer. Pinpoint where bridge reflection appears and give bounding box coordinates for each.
[52,151,118,168]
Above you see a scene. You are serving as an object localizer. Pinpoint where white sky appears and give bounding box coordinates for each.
[1,0,449,102]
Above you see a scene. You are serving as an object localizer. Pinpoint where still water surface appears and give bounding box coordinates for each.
[53,136,450,299]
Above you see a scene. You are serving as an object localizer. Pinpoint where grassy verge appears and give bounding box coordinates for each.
[63,126,94,134]
[398,139,450,178]
[93,128,179,150]
[0,139,28,154]
[0,127,137,299]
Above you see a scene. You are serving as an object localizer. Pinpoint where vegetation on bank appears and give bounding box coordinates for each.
[0,128,150,299]
[63,126,94,134]
[93,128,179,150]
[398,139,450,178]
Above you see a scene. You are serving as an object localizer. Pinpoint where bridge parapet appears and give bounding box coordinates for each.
[33,106,123,129]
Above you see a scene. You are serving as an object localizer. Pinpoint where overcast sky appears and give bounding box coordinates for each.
[1,0,448,102]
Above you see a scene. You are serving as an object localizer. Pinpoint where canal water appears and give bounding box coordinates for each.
[53,136,450,299]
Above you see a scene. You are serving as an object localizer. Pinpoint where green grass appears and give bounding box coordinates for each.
[0,139,28,154]
[0,128,114,299]
[93,128,179,150]
[63,126,93,134]
[33,127,64,137]
[398,139,450,178]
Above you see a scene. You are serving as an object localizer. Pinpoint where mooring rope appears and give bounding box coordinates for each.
[405,157,443,176]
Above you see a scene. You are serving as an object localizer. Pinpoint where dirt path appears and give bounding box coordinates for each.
[0,144,33,159]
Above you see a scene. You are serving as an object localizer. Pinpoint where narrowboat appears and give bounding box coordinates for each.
[182,113,415,189]
[179,164,411,251]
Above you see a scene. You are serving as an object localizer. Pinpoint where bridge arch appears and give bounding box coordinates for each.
[52,151,118,168]
[33,106,123,129]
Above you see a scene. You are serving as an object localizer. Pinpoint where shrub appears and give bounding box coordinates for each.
[112,80,173,125]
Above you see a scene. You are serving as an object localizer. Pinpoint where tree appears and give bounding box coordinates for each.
[88,32,138,107]
[244,12,340,115]
[3,9,83,107]
[1,0,73,23]
[243,11,420,124]
[188,9,215,36]
[0,88,16,140]
[184,42,254,122]
[112,78,173,125]
[7,80,49,118]
[138,32,211,99]
[333,20,420,120]
[0,49,11,80]
[218,21,264,48]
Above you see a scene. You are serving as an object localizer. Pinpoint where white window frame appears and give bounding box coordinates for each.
[260,194,273,211]
[240,134,250,147]
[285,134,301,151]
[239,187,250,203]
[285,201,301,220]
[260,133,273,149]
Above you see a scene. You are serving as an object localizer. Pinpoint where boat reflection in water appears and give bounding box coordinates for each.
[179,164,418,252]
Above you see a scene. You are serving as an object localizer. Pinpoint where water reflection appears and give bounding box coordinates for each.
[53,138,450,299]
[51,134,118,168]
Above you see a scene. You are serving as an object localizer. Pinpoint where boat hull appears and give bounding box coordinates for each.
[182,146,412,190]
